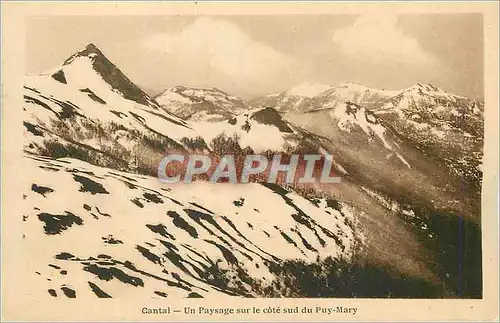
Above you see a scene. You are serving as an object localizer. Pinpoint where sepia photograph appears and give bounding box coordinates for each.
[1,2,499,322]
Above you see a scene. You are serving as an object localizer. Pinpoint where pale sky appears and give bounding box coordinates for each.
[26,14,484,100]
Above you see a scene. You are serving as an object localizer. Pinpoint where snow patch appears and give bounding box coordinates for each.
[331,104,393,150]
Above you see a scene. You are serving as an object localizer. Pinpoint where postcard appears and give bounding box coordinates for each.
[1,1,498,321]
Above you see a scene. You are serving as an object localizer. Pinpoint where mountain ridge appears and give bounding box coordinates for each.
[251,81,482,113]
[154,85,249,121]
[52,43,159,108]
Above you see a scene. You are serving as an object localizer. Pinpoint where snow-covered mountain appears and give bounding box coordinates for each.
[21,43,483,299]
[24,43,200,173]
[271,82,484,300]
[373,83,484,188]
[251,82,399,113]
[255,81,484,190]
[24,44,327,176]
[155,86,249,121]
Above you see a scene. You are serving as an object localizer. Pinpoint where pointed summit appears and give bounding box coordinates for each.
[59,43,156,107]
[83,42,101,53]
[63,43,106,65]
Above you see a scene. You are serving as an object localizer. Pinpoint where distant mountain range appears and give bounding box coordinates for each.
[22,43,483,299]
[155,86,249,121]
[250,81,399,112]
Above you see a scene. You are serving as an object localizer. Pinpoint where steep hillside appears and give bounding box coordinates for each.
[374,83,484,189]
[21,154,365,299]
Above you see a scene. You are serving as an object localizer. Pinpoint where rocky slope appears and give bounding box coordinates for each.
[374,83,484,189]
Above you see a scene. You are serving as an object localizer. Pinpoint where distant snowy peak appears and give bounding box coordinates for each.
[52,43,158,108]
[157,86,242,105]
[370,82,484,183]
[407,82,457,95]
[252,81,398,113]
[155,86,249,121]
[380,82,484,118]
[333,82,399,95]
[285,82,334,98]
[252,80,482,117]
[390,82,466,103]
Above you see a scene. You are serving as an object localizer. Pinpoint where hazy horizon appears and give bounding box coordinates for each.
[26,14,484,100]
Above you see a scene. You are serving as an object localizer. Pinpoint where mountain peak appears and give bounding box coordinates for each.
[59,43,156,107]
[84,42,101,52]
[63,43,106,65]
[80,43,105,58]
